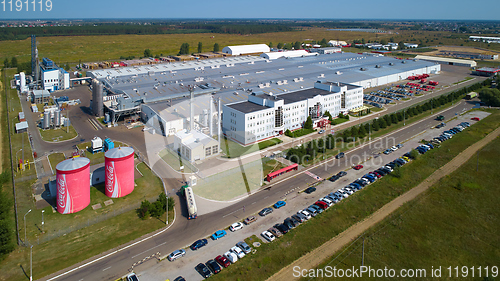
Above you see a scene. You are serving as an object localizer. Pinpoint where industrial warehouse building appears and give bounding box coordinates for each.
[222,81,363,146]
[415,55,477,67]
[87,50,440,143]
[40,58,70,92]
[469,36,500,44]
[222,44,270,56]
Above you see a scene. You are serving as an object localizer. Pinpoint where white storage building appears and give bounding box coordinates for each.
[415,55,477,67]
[222,44,270,56]
[260,50,314,60]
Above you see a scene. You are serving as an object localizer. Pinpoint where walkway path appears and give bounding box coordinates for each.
[269,126,500,281]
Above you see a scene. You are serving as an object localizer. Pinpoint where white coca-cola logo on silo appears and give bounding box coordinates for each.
[57,175,67,210]
[106,162,115,194]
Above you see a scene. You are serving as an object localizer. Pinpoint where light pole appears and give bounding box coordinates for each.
[41,210,45,233]
[165,191,168,225]
[30,244,33,281]
[403,110,406,126]
[24,209,31,245]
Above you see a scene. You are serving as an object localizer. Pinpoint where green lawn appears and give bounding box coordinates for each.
[158,148,196,173]
[38,125,78,142]
[47,153,66,170]
[209,109,500,281]
[0,162,168,281]
[193,158,283,201]
[286,128,316,138]
[453,76,475,84]
[221,137,282,158]
[309,124,500,281]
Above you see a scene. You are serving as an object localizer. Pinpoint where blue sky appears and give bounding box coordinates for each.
[1,0,499,20]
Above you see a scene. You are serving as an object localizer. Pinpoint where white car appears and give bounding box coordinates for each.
[229,222,244,232]
[298,210,311,220]
[224,251,238,264]
[261,231,276,242]
[390,145,398,151]
[230,246,245,259]
[342,188,354,195]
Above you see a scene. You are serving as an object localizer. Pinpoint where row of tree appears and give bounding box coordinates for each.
[285,79,491,165]
[0,23,293,41]
[177,43,220,55]
[137,193,175,220]
[0,171,15,261]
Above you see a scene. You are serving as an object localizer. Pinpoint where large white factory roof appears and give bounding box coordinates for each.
[222,44,270,56]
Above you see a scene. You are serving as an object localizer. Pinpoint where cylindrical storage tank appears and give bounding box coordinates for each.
[104,147,135,198]
[56,157,91,214]
[42,113,50,129]
[54,110,61,127]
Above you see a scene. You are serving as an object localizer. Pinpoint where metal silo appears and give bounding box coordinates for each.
[104,147,135,198]
[54,110,61,127]
[42,112,50,129]
[92,79,104,117]
[56,157,91,214]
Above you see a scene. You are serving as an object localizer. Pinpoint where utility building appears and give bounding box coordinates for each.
[222,44,270,56]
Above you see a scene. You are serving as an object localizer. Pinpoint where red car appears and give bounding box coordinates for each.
[353,165,363,170]
[471,117,480,121]
[314,201,328,210]
[215,255,230,268]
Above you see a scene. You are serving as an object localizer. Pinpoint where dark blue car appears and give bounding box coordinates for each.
[190,239,208,250]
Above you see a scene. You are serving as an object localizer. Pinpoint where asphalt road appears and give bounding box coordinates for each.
[40,94,478,281]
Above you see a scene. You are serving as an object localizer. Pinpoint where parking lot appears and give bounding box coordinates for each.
[133,109,489,281]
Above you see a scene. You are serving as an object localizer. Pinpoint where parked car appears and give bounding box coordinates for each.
[206,259,221,274]
[230,246,245,259]
[215,255,230,268]
[167,249,186,261]
[383,149,392,155]
[126,273,140,281]
[274,200,286,209]
[191,239,208,250]
[292,213,306,223]
[274,223,289,234]
[353,165,363,170]
[318,130,325,134]
[261,231,276,242]
[223,251,238,264]
[284,217,296,229]
[211,230,227,240]
[229,222,244,232]
[268,227,283,238]
[304,186,317,194]
[337,171,347,177]
[314,201,328,210]
[471,117,480,121]
[173,277,186,281]
[396,143,404,149]
[244,216,257,225]
[258,208,273,217]
[195,263,212,278]
[335,152,345,159]
[329,175,340,182]
[236,241,252,254]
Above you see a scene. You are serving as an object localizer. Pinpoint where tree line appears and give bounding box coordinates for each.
[137,193,174,220]
[285,79,490,165]
[0,23,293,41]
[0,171,15,261]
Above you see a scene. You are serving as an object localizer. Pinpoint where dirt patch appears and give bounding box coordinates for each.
[268,126,500,281]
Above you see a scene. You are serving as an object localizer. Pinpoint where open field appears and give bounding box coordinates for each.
[47,152,65,170]
[0,162,169,281]
[2,27,499,67]
[159,148,196,174]
[209,109,500,281]
[308,122,500,281]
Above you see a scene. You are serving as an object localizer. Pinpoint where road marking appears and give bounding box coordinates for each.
[223,208,244,218]
[131,242,167,259]
[251,202,256,205]
[264,196,269,199]
[102,266,111,271]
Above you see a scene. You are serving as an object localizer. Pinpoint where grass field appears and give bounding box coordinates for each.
[38,125,78,142]
[309,123,500,281]
[0,162,168,281]
[3,27,499,68]
[158,148,196,174]
[47,152,65,170]
[221,137,282,158]
[209,109,500,281]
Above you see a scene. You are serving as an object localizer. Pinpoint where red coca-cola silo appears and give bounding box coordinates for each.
[104,147,135,198]
[56,157,91,214]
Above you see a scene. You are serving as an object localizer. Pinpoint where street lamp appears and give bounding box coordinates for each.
[24,209,31,245]
[41,210,45,234]
[30,244,33,281]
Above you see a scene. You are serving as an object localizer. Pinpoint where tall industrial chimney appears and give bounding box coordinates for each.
[189,87,194,132]
[209,95,214,136]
